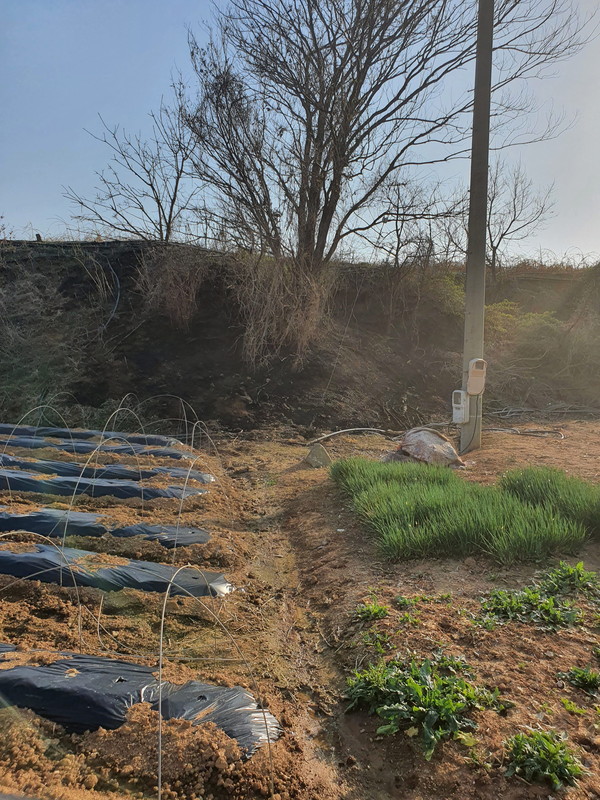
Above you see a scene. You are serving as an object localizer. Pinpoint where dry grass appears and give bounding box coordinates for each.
[225,252,336,364]
[136,244,214,329]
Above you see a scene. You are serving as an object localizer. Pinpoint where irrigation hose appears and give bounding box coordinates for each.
[309,419,566,446]
[483,427,565,439]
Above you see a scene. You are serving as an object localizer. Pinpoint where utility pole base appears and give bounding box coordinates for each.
[460,396,482,454]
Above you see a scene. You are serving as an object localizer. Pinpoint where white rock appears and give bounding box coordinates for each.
[305,443,333,468]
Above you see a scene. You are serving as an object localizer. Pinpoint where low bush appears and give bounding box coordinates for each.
[500,467,600,536]
[505,730,585,789]
[332,460,586,564]
[346,652,503,759]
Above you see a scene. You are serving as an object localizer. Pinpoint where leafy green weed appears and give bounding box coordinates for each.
[479,587,581,630]
[558,666,600,696]
[505,730,585,789]
[346,652,503,759]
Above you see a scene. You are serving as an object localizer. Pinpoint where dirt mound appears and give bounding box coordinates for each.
[81,704,244,799]
[0,704,336,800]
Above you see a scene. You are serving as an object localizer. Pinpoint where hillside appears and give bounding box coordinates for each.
[0,240,597,433]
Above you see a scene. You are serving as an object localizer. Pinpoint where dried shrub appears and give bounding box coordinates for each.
[136,244,213,328]
[0,259,88,418]
[226,252,336,364]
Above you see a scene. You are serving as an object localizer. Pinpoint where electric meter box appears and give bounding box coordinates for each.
[452,390,469,424]
[467,358,487,396]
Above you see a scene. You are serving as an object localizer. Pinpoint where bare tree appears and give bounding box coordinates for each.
[437,159,554,281]
[184,0,586,270]
[65,88,201,242]
[486,160,554,281]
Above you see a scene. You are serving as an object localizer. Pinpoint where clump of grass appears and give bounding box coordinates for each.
[332,459,586,564]
[330,458,457,498]
[536,561,599,597]
[500,466,600,535]
[423,488,585,565]
[346,652,502,759]
[558,666,600,695]
[479,587,581,629]
[354,481,466,559]
[505,730,585,789]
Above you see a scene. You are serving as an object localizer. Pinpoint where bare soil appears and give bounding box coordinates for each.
[0,421,599,799]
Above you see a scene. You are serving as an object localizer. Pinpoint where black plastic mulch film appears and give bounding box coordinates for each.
[0,543,231,596]
[0,469,207,500]
[0,436,195,460]
[0,644,280,754]
[0,425,263,762]
[0,506,211,548]
[0,424,180,447]
[0,453,215,484]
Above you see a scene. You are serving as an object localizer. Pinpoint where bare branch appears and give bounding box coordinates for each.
[65,85,204,242]
[183,0,590,268]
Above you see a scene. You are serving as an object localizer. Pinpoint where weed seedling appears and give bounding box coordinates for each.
[454,731,477,748]
[432,650,472,675]
[393,595,416,609]
[355,594,389,621]
[362,630,392,653]
[476,616,497,631]
[538,702,554,716]
[505,730,585,789]
[397,611,420,626]
[465,744,493,771]
[558,666,600,696]
[479,587,581,630]
[561,697,587,715]
[536,561,599,597]
[346,652,503,759]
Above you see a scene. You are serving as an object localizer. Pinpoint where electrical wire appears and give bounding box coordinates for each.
[458,394,482,455]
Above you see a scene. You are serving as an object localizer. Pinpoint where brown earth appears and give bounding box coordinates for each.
[0,421,598,799]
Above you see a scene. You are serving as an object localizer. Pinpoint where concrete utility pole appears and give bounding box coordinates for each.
[460,0,494,454]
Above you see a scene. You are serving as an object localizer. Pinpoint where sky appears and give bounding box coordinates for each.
[1,0,599,262]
